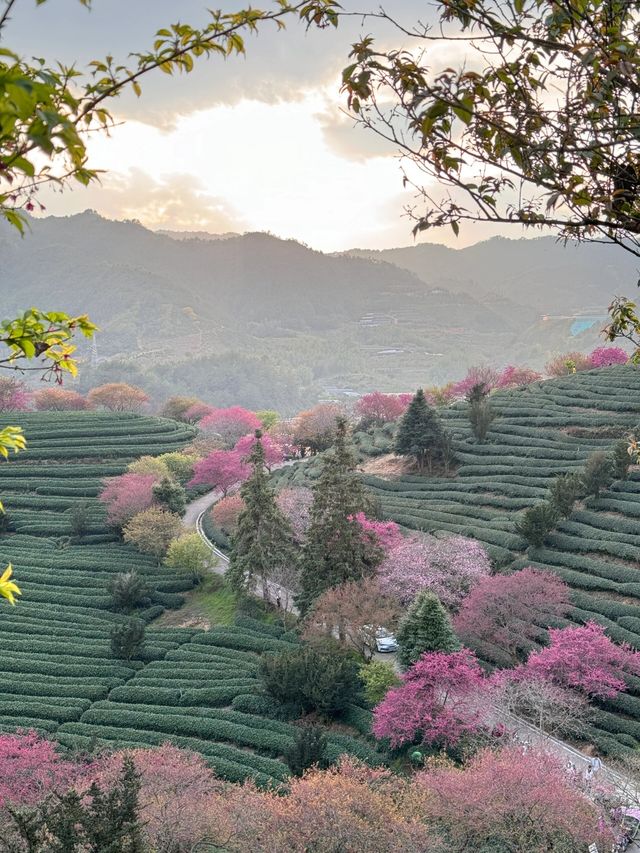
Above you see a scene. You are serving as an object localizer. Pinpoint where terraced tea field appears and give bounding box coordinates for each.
[0,412,380,783]
[277,365,640,756]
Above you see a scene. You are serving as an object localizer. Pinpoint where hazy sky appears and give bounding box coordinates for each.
[6,0,522,251]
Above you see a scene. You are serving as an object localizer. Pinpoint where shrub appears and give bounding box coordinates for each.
[581,450,614,498]
[123,508,183,560]
[69,499,90,540]
[260,645,362,718]
[359,661,400,706]
[110,618,145,661]
[285,725,329,776]
[612,439,632,481]
[547,472,583,517]
[164,532,212,582]
[127,455,171,480]
[152,477,186,515]
[514,502,559,549]
[157,452,197,485]
[108,571,148,613]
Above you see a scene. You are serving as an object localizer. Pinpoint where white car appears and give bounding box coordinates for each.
[375,629,398,653]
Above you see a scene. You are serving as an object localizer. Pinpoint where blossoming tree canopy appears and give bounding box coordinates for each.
[198,407,262,447]
[372,649,485,748]
[454,568,571,665]
[378,533,491,609]
[355,392,411,427]
[188,449,250,495]
[525,621,640,700]
[0,732,80,807]
[234,432,284,468]
[99,473,156,527]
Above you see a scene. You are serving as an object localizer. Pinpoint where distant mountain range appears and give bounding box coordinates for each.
[0,213,635,410]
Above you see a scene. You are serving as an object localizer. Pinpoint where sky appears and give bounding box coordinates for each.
[5,0,526,252]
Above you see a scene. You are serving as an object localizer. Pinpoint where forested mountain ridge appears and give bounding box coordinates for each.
[0,213,625,410]
[344,236,636,316]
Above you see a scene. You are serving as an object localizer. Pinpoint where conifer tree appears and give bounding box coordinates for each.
[297,419,382,613]
[515,501,559,550]
[227,431,298,600]
[396,591,460,669]
[581,451,614,498]
[612,439,632,481]
[548,472,584,518]
[394,389,445,472]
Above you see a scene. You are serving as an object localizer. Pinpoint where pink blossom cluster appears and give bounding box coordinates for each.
[0,731,82,807]
[353,512,403,552]
[377,532,491,609]
[199,406,262,446]
[276,487,313,542]
[588,346,628,368]
[372,649,485,747]
[355,392,412,425]
[189,433,284,495]
[99,472,157,527]
[526,621,640,699]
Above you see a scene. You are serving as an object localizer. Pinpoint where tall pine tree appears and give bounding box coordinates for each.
[227,432,298,600]
[396,590,459,668]
[394,389,445,472]
[297,418,382,613]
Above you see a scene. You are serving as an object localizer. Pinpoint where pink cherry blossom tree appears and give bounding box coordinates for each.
[292,403,345,454]
[378,533,491,610]
[0,377,31,412]
[525,621,640,700]
[372,649,485,748]
[355,392,411,427]
[183,401,215,424]
[353,512,403,552]
[589,346,628,368]
[82,744,217,853]
[416,746,611,852]
[234,432,284,469]
[34,388,89,410]
[454,568,571,665]
[276,487,313,543]
[0,731,81,808]
[188,449,249,495]
[496,365,543,389]
[199,406,261,447]
[451,366,499,400]
[99,473,157,528]
[211,493,245,535]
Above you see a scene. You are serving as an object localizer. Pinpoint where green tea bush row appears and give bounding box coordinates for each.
[78,707,295,756]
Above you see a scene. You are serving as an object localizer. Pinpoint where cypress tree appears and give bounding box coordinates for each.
[396,590,460,668]
[514,501,559,550]
[581,450,614,498]
[227,431,298,599]
[548,471,583,517]
[297,418,382,613]
[394,389,445,472]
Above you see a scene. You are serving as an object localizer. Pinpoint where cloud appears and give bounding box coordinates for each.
[39,170,246,234]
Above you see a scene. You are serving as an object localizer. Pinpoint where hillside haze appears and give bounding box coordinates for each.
[1,212,632,410]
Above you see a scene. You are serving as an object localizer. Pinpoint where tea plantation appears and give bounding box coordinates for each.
[276,365,640,757]
[0,412,381,784]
